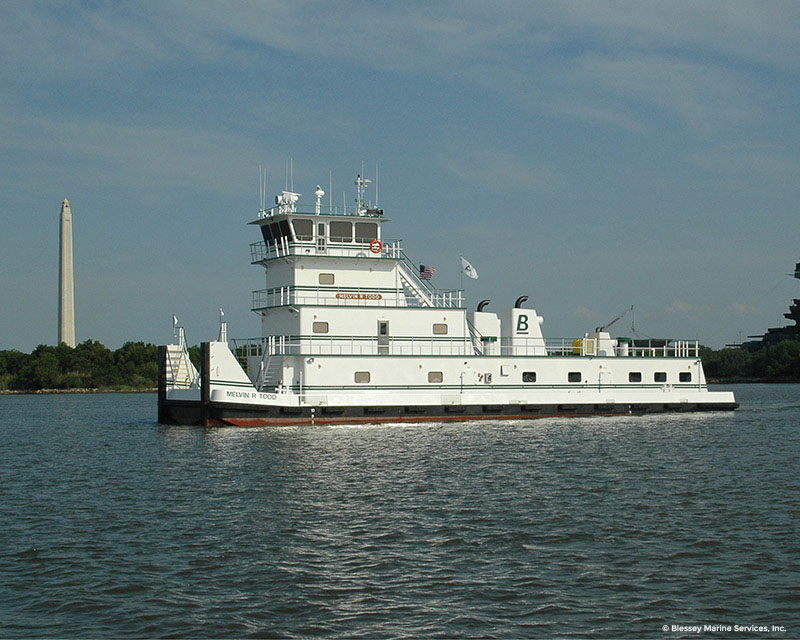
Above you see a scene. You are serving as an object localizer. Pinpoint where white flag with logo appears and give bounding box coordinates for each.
[461,256,479,279]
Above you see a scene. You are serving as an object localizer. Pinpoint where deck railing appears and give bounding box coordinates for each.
[231,336,699,358]
[256,204,385,219]
[251,285,463,310]
[250,239,403,262]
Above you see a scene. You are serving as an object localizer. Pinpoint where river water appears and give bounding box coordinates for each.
[0,385,797,638]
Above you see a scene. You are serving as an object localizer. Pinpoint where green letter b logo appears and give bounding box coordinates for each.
[516,314,529,332]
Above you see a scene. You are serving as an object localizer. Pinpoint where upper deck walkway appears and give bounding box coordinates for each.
[231,335,700,358]
[250,238,402,262]
[252,285,464,310]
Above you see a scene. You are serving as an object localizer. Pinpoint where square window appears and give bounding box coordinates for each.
[428,371,443,383]
[568,372,582,383]
[312,322,329,334]
[432,323,448,335]
[318,273,335,285]
[679,372,692,382]
[354,371,370,383]
[523,371,537,383]
[654,372,667,382]
[629,372,642,383]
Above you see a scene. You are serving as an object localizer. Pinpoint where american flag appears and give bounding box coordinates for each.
[419,264,436,280]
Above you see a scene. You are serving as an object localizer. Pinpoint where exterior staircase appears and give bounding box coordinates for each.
[256,354,284,391]
[397,255,435,307]
[165,344,199,388]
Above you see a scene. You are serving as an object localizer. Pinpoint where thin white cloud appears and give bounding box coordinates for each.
[730,303,759,316]
[437,131,566,194]
[3,2,796,133]
[571,53,755,137]
[553,1,800,69]
[0,112,258,195]
[689,143,800,190]
[575,306,600,319]
[668,300,694,315]
[249,92,360,138]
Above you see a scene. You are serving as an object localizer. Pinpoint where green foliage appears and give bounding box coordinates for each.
[188,345,201,370]
[0,340,184,391]
[701,340,800,381]
[701,347,751,379]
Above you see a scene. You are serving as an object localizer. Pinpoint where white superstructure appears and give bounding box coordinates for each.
[158,173,737,426]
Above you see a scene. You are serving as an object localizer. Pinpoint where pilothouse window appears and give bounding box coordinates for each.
[355,222,378,243]
[329,221,353,242]
[292,219,313,241]
[262,221,291,244]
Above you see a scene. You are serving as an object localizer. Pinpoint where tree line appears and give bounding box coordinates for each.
[1,339,799,392]
[0,341,200,391]
[699,340,800,381]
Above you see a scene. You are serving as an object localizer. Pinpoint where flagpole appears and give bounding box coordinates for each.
[460,257,465,355]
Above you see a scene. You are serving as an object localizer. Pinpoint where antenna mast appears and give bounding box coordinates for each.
[258,165,268,214]
[354,172,371,214]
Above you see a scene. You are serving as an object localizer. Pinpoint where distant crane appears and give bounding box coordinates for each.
[596,305,634,333]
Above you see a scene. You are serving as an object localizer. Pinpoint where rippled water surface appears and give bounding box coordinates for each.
[1,386,798,638]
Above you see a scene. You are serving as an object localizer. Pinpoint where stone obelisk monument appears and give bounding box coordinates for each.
[58,198,76,347]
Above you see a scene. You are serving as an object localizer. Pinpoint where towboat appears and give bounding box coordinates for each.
[158,174,737,426]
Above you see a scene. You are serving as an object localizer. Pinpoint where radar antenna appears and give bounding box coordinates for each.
[315,185,325,214]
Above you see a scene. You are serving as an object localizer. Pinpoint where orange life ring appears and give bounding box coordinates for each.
[369,239,382,254]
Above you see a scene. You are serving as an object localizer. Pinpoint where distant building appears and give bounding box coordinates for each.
[741,260,800,351]
[58,198,75,347]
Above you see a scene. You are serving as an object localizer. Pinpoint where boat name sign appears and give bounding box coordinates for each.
[226,390,278,400]
[336,293,382,300]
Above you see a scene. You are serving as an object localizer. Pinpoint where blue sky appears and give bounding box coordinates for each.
[1,1,798,351]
